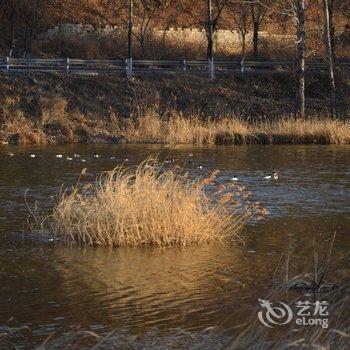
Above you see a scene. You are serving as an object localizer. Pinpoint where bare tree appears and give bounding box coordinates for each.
[206,0,229,60]
[323,0,337,117]
[274,0,315,118]
[325,0,349,60]
[130,0,166,57]
[249,0,272,59]
[229,0,251,59]
[22,0,41,57]
[128,0,133,61]
[1,0,20,56]
[205,0,230,79]
[295,0,306,118]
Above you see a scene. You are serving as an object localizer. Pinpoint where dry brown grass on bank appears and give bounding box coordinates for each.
[119,114,350,145]
[261,118,350,144]
[34,160,258,247]
[119,113,253,144]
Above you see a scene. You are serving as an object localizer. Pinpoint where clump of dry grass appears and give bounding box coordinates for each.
[34,160,257,247]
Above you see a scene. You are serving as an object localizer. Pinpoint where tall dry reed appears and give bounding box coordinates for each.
[257,118,350,144]
[35,160,257,247]
[118,113,350,145]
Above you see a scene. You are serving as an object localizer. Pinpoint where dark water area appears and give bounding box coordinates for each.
[0,144,349,348]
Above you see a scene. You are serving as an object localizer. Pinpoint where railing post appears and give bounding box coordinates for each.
[240,58,245,75]
[27,56,30,77]
[129,57,133,78]
[183,59,187,73]
[6,57,10,71]
[126,58,133,78]
[208,58,215,80]
[66,58,70,74]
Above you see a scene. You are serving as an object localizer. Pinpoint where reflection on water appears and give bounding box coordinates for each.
[0,144,349,347]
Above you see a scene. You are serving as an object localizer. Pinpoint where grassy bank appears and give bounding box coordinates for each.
[114,114,350,144]
[0,72,349,145]
[32,161,262,247]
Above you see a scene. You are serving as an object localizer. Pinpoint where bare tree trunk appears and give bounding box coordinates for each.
[207,0,215,79]
[253,21,259,58]
[207,0,214,60]
[9,8,16,56]
[242,32,246,58]
[324,0,337,117]
[23,21,30,57]
[295,0,306,118]
[328,0,336,61]
[127,0,133,59]
[127,0,133,78]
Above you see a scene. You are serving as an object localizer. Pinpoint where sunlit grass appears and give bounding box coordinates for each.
[258,118,350,144]
[34,159,260,247]
[118,113,350,145]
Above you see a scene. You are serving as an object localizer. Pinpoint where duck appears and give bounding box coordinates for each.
[30,154,36,158]
[110,156,116,160]
[264,172,278,180]
[56,154,63,158]
[74,153,80,158]
[9,153,14,157]
[93,153,99,158]
[231,175,239,181]
[197,164,204,170]
[67,157,73,161]
[81,159,87,163]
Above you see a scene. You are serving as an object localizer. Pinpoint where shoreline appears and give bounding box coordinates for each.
[2,128,349,146]
[1,116,349,146]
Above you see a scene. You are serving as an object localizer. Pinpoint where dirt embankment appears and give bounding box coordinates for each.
[0,72,349,145]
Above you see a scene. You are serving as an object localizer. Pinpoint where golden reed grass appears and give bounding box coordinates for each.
[34,160,262,247]
[118,113,350,145]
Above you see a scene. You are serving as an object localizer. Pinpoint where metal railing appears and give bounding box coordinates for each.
[1,57,349,77]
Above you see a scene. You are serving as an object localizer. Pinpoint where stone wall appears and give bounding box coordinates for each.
[43,23,294,46]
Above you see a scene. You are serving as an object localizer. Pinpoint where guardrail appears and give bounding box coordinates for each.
[1,57,349,77]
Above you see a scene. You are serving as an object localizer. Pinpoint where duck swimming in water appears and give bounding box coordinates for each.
[30,154,36,158]
[231,175,239,181]
[197,164,204,170]
[264,172,278,180]
[56,154,63,158]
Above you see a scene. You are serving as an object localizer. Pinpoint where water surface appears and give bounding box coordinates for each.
[0,144,349,347]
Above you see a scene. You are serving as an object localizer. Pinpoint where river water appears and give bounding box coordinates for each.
[0,144,349,348]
